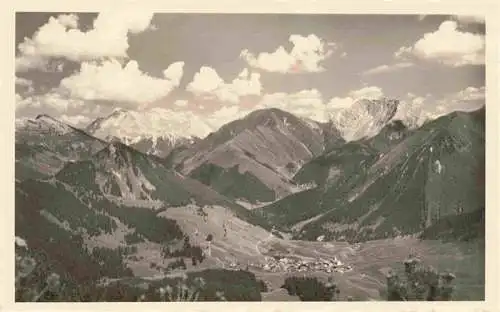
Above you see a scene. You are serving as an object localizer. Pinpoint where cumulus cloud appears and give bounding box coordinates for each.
[436,86,485,115]
[326,86,384,112]
[240,34,334,73]
[59,114,92,127]
[452,15,485,24]
[15,77,33,87]
[362,62,414,76]
[257,89,327,122]
[186,67,262,103]
[16,10,154,72]
[348,86,384,100]
[15,77,35,95]
[15,90,85,114]
[455,86,485,101]
[174,99,189,108]
[316,86,386,119]
[394,86,485,128]
[60,60,184,104]
[395,20,485,67]
[163,61,185,86]
[326,86,386,117]
[206,105,253,129]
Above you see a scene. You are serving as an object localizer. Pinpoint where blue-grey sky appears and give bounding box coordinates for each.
[15,11,485,135]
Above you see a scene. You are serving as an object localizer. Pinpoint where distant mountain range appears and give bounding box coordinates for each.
[85,108,210,158]
[14,100,485,293]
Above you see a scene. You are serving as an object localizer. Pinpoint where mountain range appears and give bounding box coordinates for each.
[258,108,485,242]
[14,98,485,300]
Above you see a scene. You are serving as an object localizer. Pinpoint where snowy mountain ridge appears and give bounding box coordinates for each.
[85,107,213,145]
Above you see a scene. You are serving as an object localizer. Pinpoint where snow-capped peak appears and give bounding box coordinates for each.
[86,108,213,144]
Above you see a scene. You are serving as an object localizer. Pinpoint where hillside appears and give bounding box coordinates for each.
[54,141,270,229]
[258,108,485,242]
[170,108,329,203]
[15,115,107,181]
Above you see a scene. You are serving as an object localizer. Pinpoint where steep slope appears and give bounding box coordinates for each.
[299,108,485,242]
[15,179,135,282]
[15,141,273,284]
[258,141,378,228]
[259,108,485,242]
[15,115,107,181]
[55,142,271,229]
[172,108,328,203]
[86,108,210,158]
[261,119,409,228]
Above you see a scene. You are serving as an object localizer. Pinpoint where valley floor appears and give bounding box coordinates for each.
[251,237,484,301]
[122,227,484,301]
[106,204,482,301]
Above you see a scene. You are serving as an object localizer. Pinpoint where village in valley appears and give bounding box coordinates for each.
[216,252,353,274]
[256,255,353,274]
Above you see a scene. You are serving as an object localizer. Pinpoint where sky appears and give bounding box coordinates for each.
[15,11,486,136]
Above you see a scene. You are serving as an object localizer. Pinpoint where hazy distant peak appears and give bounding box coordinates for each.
[86,108,212,145]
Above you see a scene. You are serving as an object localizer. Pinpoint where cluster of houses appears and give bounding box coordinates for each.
[255,255,353,274]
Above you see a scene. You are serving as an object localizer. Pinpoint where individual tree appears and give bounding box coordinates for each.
[281,276,338,301]
[386,254,456,301]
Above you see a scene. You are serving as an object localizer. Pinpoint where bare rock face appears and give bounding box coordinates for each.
[329,97,400,142]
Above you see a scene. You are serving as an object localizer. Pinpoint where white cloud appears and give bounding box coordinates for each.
[15,77,35,95]
[206,105,253,129]
[60,59,183,104]
[395,21,485,67]
[455,86,485,101]
[174,99,189,107]
[452,15,485,24]
[327,86,385,113]
[394,86,485,128]
[240,34,333,73]
[59,114,92,127]
[186,67,225,94]
[257,89,327,122]
[16,56,49,73]
[16,90,85,113]
[16,10,154,72]
[15,77,33,87]
[348,86,384,100]
[362,62,414,76]
[187,66,262,103]
[163,61,185,86]
[434,86,485,117]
